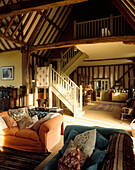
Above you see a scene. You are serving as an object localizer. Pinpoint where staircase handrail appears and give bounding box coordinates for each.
[51,68,74,90]
[50,66,83,112]
[59,70,80,89]
[61,46,81,69]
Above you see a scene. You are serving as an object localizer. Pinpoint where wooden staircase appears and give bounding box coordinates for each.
[49,65,84,117]
[61,47,88,76]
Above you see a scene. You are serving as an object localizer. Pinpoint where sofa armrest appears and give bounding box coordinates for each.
[39,114,64,151]
[0,111,8,116]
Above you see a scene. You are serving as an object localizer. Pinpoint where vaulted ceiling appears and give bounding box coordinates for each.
[0,0,88,56]
[0,0,134,63]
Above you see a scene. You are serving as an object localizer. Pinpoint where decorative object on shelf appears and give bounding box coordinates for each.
[1,66,14,80]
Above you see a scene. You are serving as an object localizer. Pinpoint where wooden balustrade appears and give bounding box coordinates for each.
[74,15,132,40]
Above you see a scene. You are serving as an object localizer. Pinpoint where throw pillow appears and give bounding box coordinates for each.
[58,144,81,170]
[8,108,29,121]
[26,115,39,128]
[60,129,79,155]
[96,131,109,150]
[32,118,47,132]
[74,129,96,158]
[17,115,33,130]
[28,109,47,119]
[2,115,15,128]
[63,140,86,167]
[0,116,8,130]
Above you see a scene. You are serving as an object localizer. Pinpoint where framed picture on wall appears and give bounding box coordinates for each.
[1,66,14,80]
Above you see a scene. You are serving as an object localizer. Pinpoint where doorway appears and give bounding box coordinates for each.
[94,79,109,101]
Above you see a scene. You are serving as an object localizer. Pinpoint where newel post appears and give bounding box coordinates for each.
[80,85,82,111]
[49,64,52,108]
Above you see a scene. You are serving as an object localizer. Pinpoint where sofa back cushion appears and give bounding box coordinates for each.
[2,115,15,128]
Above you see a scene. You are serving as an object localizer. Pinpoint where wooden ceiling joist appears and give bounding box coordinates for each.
[83,56,135,62]
[0,32,27,46]
[4,15,15,35]
[16,12,32,39]
[112,0,135,30]
[0,0,88,19]
[28,10,48,45]
[12,14,26,37]
[29,35,135,52]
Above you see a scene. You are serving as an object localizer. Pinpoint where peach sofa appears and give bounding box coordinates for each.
[0,111,63,153]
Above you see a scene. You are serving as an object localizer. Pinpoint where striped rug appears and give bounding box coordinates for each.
[0,146,49,170]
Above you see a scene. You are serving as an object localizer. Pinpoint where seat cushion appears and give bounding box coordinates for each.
[0,127,19,136]
[15,128,39,141]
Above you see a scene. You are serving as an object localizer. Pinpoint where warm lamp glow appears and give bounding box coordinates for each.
[114,92,120,96]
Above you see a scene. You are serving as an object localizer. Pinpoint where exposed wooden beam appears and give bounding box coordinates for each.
[112,0,135,30]
[5,16,16,35]
[29,35,135,52]
[38,11,61,31]
[84,57,135,62]
[28,10,48,45]
[0,0,88,19]
[111,64,133,89]
[12,14,26,37]
[0,32,27,46]
[17,12,32,39]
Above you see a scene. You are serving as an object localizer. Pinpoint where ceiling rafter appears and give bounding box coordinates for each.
[6,0,13,6]
[38,11,61,31]
[4,17,18,48]
[16,12,32,40]
[38,5,72,56]
[22,12,39,42]
[0,0,88,19]
[36,7,65,55]
[0,38,7,49]
[36,6,66,54]
[4,15,16,35]
[32,8,53,45]
[28,10,48,45]
[44,8,72,59]
[12,14,26,37]
[0,31,27,46]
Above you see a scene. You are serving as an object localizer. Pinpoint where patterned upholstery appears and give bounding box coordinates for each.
[102,132,135,170]
[28,109,48,119]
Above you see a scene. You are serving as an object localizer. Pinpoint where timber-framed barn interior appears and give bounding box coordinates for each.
[0,0,135,169]
[0,0,135,113]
